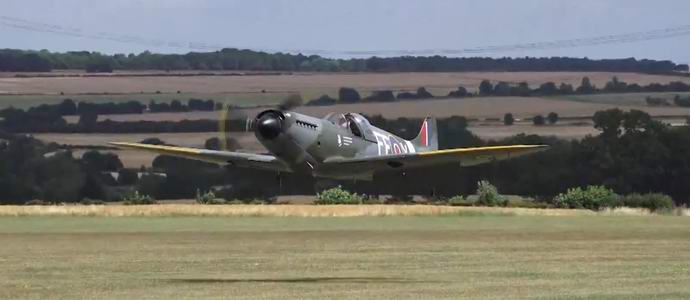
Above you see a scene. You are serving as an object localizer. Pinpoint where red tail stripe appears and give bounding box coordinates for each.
[420,120,428,147]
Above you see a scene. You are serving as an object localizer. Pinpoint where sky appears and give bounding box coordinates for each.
[3,0,690,64]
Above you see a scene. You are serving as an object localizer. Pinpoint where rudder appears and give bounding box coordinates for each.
[410,117,438,152]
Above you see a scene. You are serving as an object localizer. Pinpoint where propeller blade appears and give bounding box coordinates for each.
[218,103,230,151]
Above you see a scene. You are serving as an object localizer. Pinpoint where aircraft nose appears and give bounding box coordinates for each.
[257,113,283,140]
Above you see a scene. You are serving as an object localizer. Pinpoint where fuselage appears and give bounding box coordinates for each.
[255,110,417,180]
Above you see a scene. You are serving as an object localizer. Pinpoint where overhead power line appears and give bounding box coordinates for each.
[2,15,690,56]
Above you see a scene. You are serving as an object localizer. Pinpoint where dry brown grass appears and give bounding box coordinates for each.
[0,204,681,217]
[2,71,689,95]
[59,96,690,122]
[469,124,599,140]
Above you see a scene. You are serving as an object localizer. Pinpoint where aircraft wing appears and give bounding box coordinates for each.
[109,142,289,172]
[323,145,548,170]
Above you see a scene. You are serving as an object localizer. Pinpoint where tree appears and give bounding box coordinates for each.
[81,151,123,172]
[512,82,531,97]
[547,112,559,125]
[140,138,165,145]
[170,100,185,112]
[576,77,596,94]
[416,87,434,99]
[503,113,515,126]
[448,86,468,97]
[78,111,98,128]
[85,59,114,73]
[479,80,494,96]
[364,90,395,102]
[338,87,361,103]
[533,115,546,126]
[559,83,574,94]
[118,168,138,186]
[623,109,654,134]
[538,82,558,95]
[604,76,628,93]
[493,82,512,96]
[204,137,240,151]
[593,108,625,137]
[58,99,78,115]
[136,174,165,199]
[306,95,337,106]
[35,153,86,203]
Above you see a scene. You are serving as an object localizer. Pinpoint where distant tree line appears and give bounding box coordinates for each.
[23,98,219,117]
[0,108,247,133]
[2,109,690,206]
[307,77,690,106]
[1,48,687,73]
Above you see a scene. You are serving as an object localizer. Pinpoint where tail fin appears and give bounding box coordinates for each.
[410,117,438,152]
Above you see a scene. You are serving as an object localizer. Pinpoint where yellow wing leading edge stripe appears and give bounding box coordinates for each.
[417,145,549,156]
[109,142,203,155]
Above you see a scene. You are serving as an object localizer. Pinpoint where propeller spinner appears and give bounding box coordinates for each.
[255,110,284,140]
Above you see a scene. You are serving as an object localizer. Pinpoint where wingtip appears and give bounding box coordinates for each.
[533,144,550,151]
[109,142,130,147]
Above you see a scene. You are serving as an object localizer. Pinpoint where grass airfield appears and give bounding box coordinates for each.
[1,208,690,299]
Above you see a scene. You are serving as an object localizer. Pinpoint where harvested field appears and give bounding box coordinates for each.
[0,91,292,110]
[62,95,690,121]
[2,71,690,110]
[2,71,689,95]
[1,214,689,299]
[556,92,690,105]
[469,124,599,140]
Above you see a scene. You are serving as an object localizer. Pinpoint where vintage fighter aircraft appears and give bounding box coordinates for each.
[111,108,547,181]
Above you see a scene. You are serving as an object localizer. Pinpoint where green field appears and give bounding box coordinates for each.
[0,92,296,110]
[553,92,690,106]
[1,215,689,299]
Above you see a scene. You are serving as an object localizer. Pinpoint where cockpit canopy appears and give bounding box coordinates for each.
[324,112,376,142]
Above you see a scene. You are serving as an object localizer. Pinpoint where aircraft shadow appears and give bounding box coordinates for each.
[167,276,442,284]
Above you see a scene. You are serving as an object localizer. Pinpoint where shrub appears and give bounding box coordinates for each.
[80,198,105,205]
[364,90,396,102]
[645,96,669,106]
[416,87,434,99]
[122,191,157,205]
[618,193,674,212]
[476,181,507,207]
[195,189,224,205]
[547,112,559,124]
[446,195,475,207]
[117,168,138,186]
[505,198,549,209]
[673,95,690,107]
[553,185,618,210]
[448,86,469,97]
[533,115,546,126]
[315,186,362,205]
[396,92,417,100]
[25,199,52,206]
[384,194,414,204]
[306,95,337,106]
[140,137,165,145]
[338,87,361,103]
[503,113,515,126]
